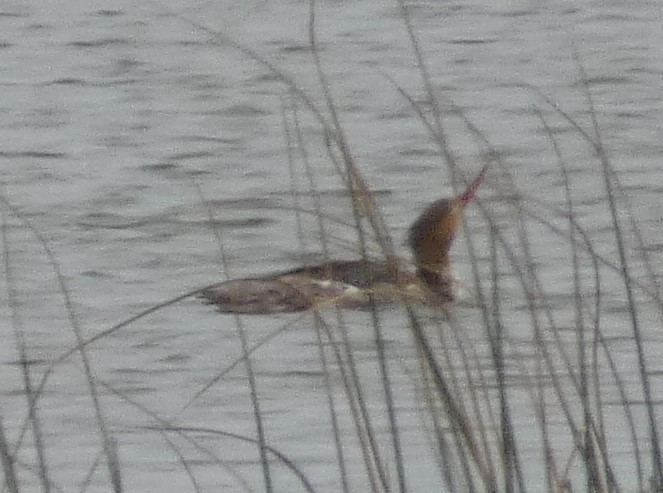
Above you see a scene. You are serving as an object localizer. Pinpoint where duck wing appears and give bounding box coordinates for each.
[200,279,312,314]
[277,260,400,288]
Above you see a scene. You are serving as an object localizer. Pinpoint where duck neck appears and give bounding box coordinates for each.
[417,266,455,301]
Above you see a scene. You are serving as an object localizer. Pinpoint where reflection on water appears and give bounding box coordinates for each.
[1,0,663,491]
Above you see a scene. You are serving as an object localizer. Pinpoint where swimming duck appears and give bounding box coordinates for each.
[201,167,485,314]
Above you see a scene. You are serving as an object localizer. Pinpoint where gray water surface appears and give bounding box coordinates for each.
[2,1,663,491]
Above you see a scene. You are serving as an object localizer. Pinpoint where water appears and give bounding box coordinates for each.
[1,0,663,491]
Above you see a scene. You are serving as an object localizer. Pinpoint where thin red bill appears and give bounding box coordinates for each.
[459,165,487,205]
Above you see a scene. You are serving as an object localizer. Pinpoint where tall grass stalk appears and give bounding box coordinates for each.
[2,214,50,492]
[0,197,122,493]
[2,3,661,492]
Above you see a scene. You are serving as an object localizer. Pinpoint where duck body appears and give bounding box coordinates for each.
[200,260,428,314]
[201,167,485,315]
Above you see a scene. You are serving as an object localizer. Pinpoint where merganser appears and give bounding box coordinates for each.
[201,167,485,314]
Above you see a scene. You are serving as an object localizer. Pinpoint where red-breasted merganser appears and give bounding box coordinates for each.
[201,167,485,314]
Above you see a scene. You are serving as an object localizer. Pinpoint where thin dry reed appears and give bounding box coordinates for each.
[1,2,661,493]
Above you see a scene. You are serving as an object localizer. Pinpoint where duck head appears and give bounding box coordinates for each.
[408,167,486,298]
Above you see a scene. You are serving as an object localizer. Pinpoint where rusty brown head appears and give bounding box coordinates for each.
[408,166,486,280]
